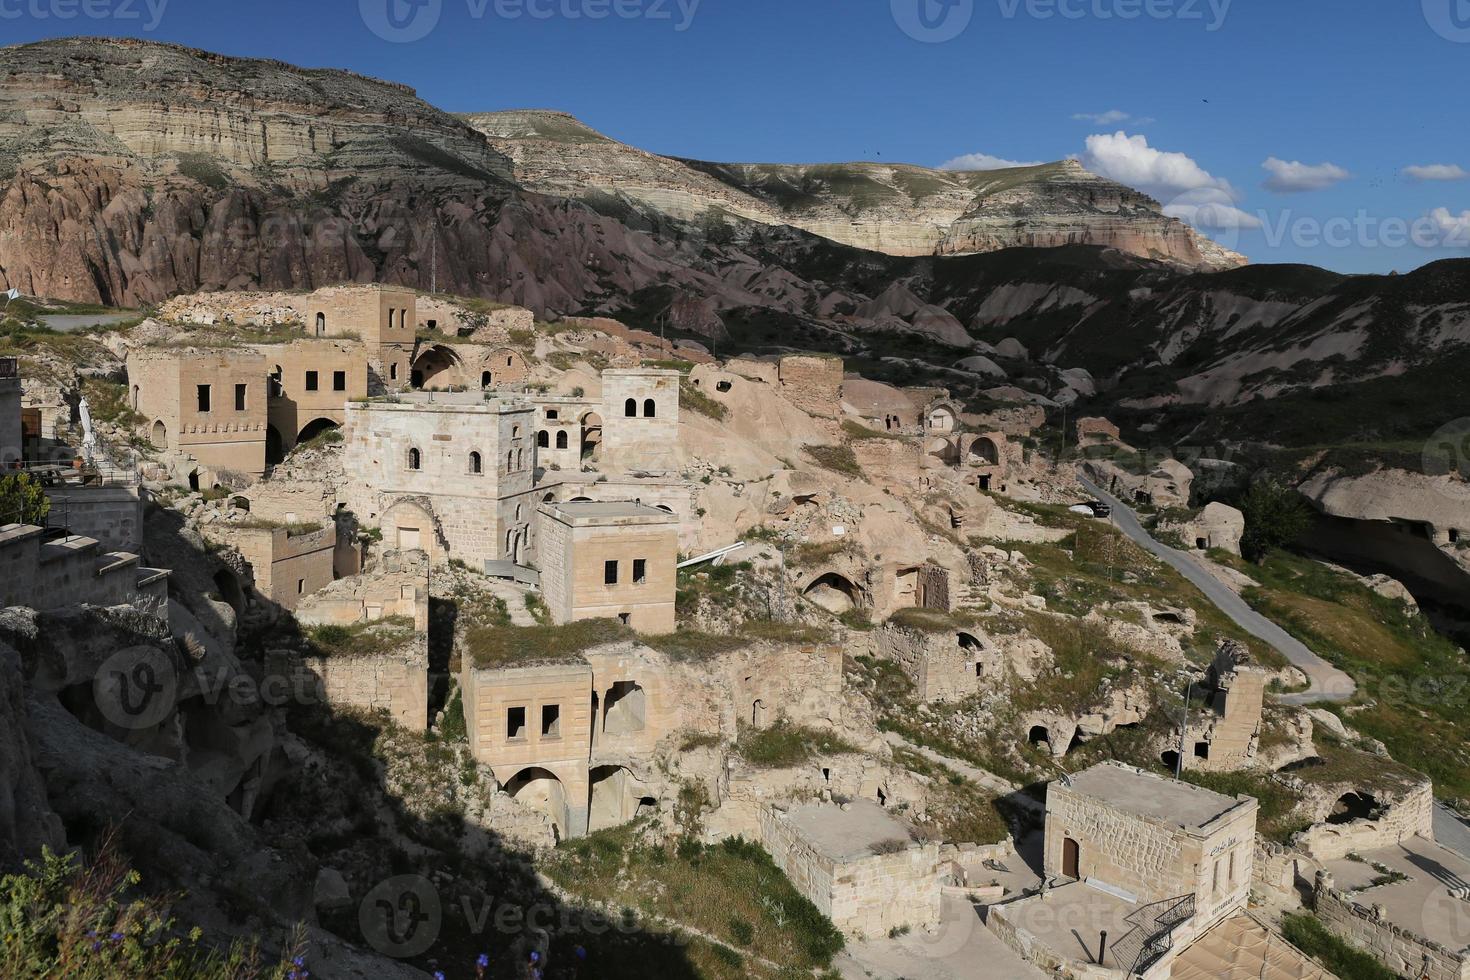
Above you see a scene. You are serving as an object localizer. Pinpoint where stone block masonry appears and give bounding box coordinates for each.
[777,354,843,419]
[760,800,941,939]
[1315,878,1470,980]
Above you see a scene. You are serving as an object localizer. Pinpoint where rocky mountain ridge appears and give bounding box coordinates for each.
[464,109,1245,268]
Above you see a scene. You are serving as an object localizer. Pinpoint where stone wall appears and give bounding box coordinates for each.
[874,624,991,702]
[850,437,920,488]
[777,355,843,418]
[1295,779,1436,860]
[270,645,429,731]
[296,551,430,632]
[759,803,940,939]
[205,523,337,612]
[536,502,677,635]
[1044,770,1257,922]
[1315,876,1470,980]
[127,348,269,477]
[44,486,144,553]
[0,524,168,613]
[343,396,535,565]
[262,339,367,454]
[600,369,680,473]
[1076,417,1122,445]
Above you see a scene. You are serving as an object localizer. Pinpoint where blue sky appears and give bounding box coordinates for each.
[4,0,1468,272]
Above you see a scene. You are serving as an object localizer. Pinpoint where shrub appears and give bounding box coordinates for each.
[0,842,303,979]
[803,445,862,478]
[0,473,50,526]
[1239,478,1313,562]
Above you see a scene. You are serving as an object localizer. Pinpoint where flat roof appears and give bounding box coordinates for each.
[351,393,532,412]
[1060,762,1249,832]
[781,800,916,862]
[543,500,676,526]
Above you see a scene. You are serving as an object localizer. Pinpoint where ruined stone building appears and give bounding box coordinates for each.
[202,521,341,613]
[410,342,530,391]
[0,523,169,612]
[262,339,368,462]
[536,501,678,634]
[1175,641,1268,773]
[343,392,537,565]
[127,348,269,479]
[461,638,670,840]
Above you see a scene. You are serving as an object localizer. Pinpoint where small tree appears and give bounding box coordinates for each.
[1239,478,1312,563]
[0,473,49,527]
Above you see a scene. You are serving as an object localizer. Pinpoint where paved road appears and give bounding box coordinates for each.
[1434,802,1470,861]
[38,312,137,333]
[1077,474,1356,705]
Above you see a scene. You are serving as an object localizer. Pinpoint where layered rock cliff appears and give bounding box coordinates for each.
[465,109,1245,269]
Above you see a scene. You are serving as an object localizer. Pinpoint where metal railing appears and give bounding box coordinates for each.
[1108,893,1196,975]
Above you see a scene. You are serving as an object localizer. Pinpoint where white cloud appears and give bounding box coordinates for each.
[1261,157,1351,193]
[1163,188,1263,231]
[1427,208,1470,247]
[1080,132,1235,199]
[1073,110,1133,125]
[938,152,1046,172]
[1405,163,1470,182]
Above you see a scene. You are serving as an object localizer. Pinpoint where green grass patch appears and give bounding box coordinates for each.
[464,617,631,669]
[841,419,905,441]
[1280,913,1397,980]
[679,379,728,421]
[803,444,862,478]
[546,829,844,971]
[306,616,417,659]
[734,719,859,768]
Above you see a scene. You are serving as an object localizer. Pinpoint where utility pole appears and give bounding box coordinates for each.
[1175,679,1195,780]
[429,232,438,295]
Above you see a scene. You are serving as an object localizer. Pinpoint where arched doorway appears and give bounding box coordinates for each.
[504,767,569,841]
[588,765,650,833]
[969,437,1000,465]
[580,412,603,460]
[314,312,326,336]
[1062,837,1080,879]
[296,417,341,447]
[150,420,167,449]
[411,346,462,389]
[266,425,285,466]
[213,569,245,615]
[802,572,859,614]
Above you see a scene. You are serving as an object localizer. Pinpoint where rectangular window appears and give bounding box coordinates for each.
[234,384,247,411]
[604,560,619,585]
[196,384,211,412]
[297,579,305,595]
[333,370,346,392]
[305,371,319,392]
[546,409,559,420]
[633,559,647,584]
[506,706,527,741]
[541,704,561,738]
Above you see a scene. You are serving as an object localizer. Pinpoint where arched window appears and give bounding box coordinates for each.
[516,449,524,469]
[556,431,568,449]
[407,447,422,471]
[315,312,326,336]
[482,371,492,388]
[390,363,398,381]
[506,451,515,471]
[624,398,637,417]
[512,425,521,439]
[469,451,483,475]
[537,430,550,448]
[506,355,513,367]
[643,398,656,418]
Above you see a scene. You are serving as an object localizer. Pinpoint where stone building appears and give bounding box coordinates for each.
[777,354,844,418]
[343,393,537,565]
[599,368,680,473]
[460,638,669,840]
[760,799,941,939]
[0,356,19,467]
[874,621,998,702]
[262,339,368,461]
[203,521,339,612]
[410,343,530,391]
[127,348,269,478]
[0,523,169,612]
[304,284,417,389]
[532,395,594,472]
[1044,762,1257,925]
[536,501,677,635]
[286,551,433,730]
[1175,641,1268,772]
